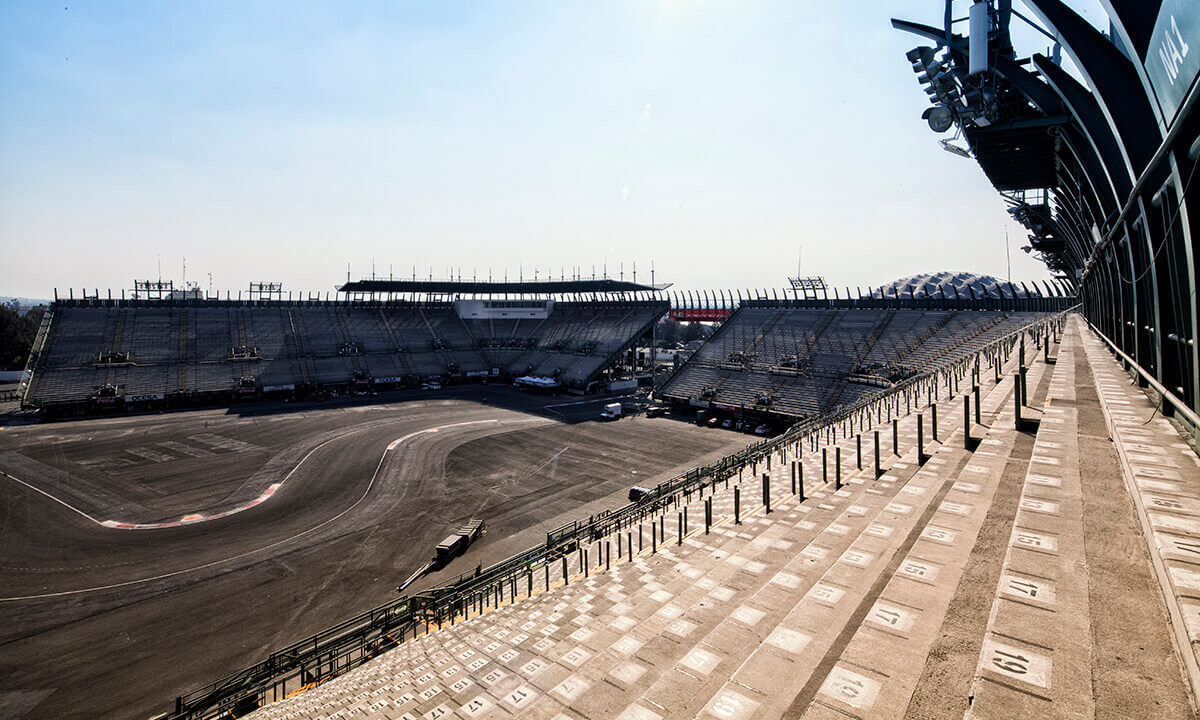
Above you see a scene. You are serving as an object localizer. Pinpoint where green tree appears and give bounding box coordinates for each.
[682,322,707,342]
[0,305,45,371]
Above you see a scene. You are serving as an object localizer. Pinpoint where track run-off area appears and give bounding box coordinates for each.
[0,390,749,720]
[0,418,515,601]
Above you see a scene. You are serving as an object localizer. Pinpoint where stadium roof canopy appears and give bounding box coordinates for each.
[338,278,668,295]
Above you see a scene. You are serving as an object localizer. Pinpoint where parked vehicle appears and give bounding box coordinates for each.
[600,402,623,420]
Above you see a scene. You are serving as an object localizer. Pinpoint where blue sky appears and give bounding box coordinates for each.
[0,1,1104,298]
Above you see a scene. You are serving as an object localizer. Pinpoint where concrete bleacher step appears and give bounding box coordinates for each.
[811,316,1198,720]
[1079,325,1200,708]
[788,325,1057,720]
[245,339,1047,720]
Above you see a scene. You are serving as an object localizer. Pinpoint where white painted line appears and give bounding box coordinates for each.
[544,394,637,409]
[0,470,105,525]
[2,419,499,531]
[0,419,509,601]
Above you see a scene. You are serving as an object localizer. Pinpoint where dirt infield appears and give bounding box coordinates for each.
[0,388,749,719]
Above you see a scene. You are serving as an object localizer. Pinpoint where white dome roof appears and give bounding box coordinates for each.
[871,271,1043,299]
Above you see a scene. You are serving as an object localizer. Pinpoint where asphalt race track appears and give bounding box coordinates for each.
[0,387,749,719]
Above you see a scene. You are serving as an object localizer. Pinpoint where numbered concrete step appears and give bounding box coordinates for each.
[961,317,1194,719]
[786,323,1056,720]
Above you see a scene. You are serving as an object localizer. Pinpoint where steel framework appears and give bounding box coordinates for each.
[894,0,1200,436]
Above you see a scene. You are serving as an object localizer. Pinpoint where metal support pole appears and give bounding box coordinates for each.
[964,395,971,448]
[893,418,899,455]
[874,430,881,479]
[791,460,797,494]
[677,512,683,545]
[974,384,981,425]
[822,447,828,484]
[1014,373,1023,429]
[798,461,805,500]
[762,473,770,514]
[856,434,862,469]
[734,486,741,524]
[931,402,938,443]
[917,414,925,465]
[705,496,712,534]
[835,446,842,489]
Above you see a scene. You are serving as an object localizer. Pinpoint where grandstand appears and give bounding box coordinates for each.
[19,279,668,412]
[658,301,1059,423]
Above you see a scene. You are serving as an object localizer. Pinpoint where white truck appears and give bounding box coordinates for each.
[600,402,623,420]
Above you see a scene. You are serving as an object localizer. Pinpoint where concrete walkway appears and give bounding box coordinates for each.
[241,314,1200,720]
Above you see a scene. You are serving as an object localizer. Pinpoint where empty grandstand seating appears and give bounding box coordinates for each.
[23,300,666,408]
[660,306,1049,421]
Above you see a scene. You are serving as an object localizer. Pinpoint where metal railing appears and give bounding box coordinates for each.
[158,308,1072,720]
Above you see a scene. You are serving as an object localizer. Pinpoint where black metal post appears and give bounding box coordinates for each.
[835,446,842,489]
[931,402,938,443]
[874,430,881,479]
[964,395,971,449]
[917,414,925,465]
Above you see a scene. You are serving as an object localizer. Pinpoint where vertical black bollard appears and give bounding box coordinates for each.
[705,496,712,534]
[734,486,741,524]
[562,556,568,584]
[893,418,899,455]
[683,506,688,535]
[964,394,971,449]
[1019,338,1027,400]
[822,447,828,484]
[606,541,611,570]
[856,434,862,470]
[791,460,797,494]
[762,472,770,514]
[651,521,657,553]
[917,414,925,465]
[874,430,881,479]
[1014,372,1023,429]
[677,512,683,545]
[974,384,981,425]
[931,402,938,443]
[835,446,842,489]
[798,461,805,500]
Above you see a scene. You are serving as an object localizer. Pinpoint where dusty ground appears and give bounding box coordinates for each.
[0,387,750,720]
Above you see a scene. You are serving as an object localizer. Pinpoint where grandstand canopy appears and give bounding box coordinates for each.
[338,278,669,296]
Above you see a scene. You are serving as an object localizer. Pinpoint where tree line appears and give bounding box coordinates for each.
[0,305,46,371]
